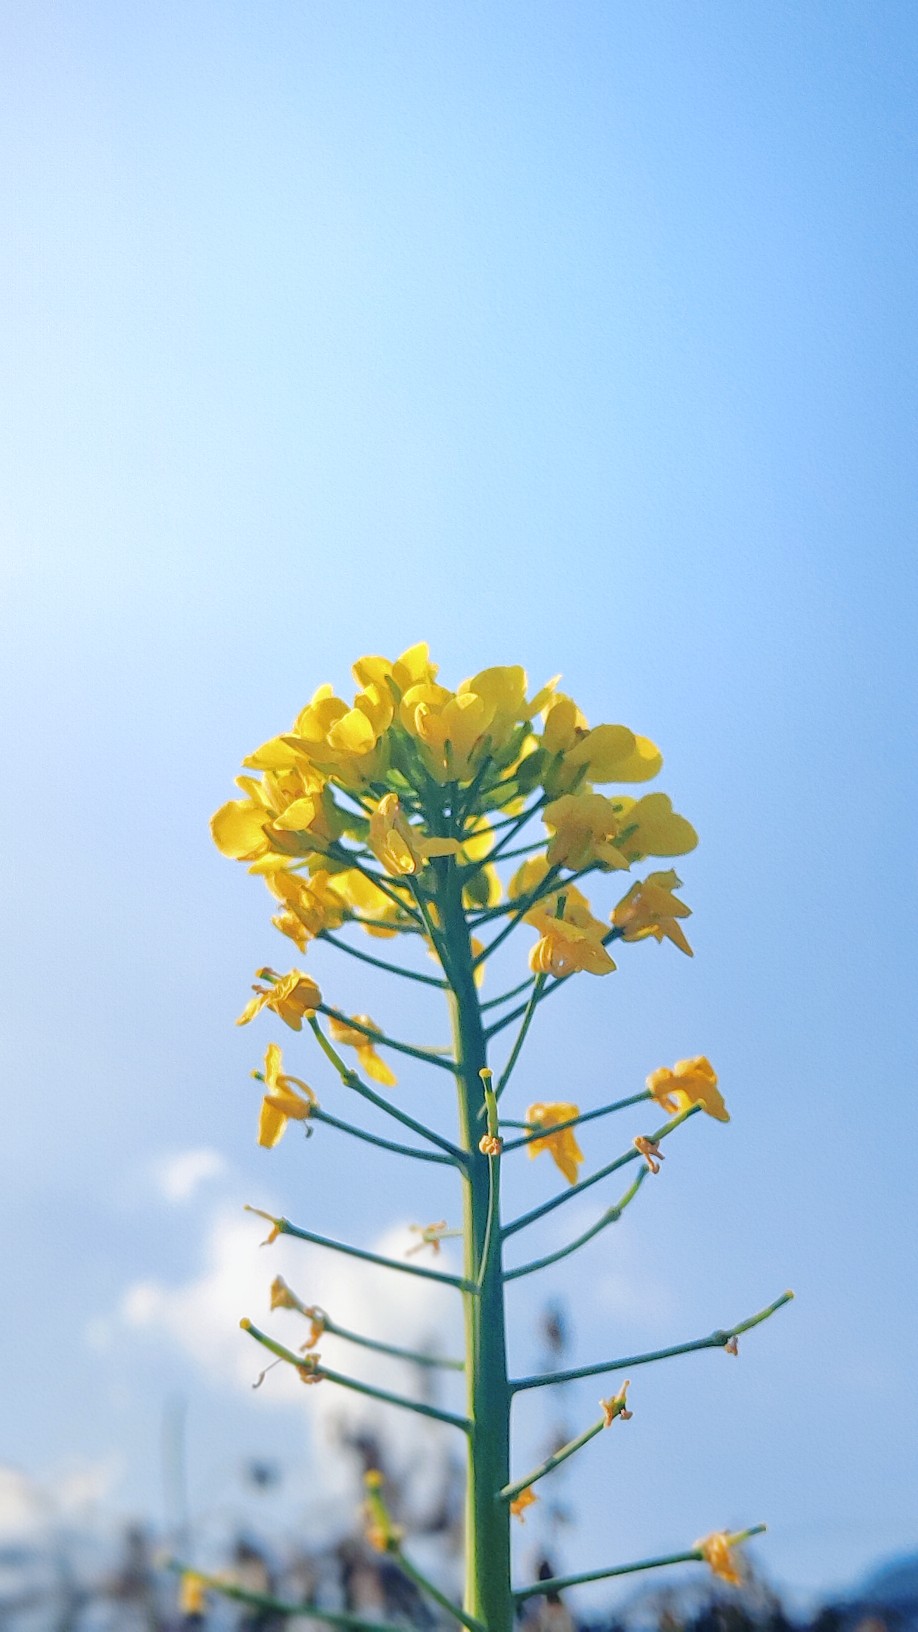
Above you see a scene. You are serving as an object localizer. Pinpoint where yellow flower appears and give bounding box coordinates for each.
[526,905,616,977]
[646,1056,729,1123]
[268,868,348,952]
[368,793,460,877]
[256,1042,317,1148]
[329,1013,397,1087]
[695,1531,744,1586]
[612,869,693,956]
[510,1486,538,1522]
[178,1572,208,1615]
[289,682,392,786]
[210,794,274,861]
[608,792,698,863]
[525,1102,584,1184]
[237,969,323,1030]
[543,792,631,871]
[352,642,439,696]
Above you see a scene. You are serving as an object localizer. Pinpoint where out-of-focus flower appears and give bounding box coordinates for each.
[329,1013,397,1086]
[256,1043,317,1148]
[525,1102,584,1184]
[695,1531,744,1586]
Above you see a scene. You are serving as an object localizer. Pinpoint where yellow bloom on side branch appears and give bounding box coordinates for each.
[525,1102,584,1184]
[256,1043,317,1148]
[647,1056,729,1122]
[368,794,460,877]
[237,969,322,1030]
[329,1013,397,1086]
[695,1531,744,1586]
[613,869,693,956]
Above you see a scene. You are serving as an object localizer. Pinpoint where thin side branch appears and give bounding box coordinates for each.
[513,1527,768,1601]
[309,1017,465,1161]
[311,1106,455,1166]
[320,930,447,987]
[263,1214,476,1292]
[241,1321,471,1431]
[167,1563,404,1632]
[504,1169,647,1281]
[510,1292,794,1391]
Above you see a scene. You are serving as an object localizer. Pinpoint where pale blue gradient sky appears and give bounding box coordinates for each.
[1,0,916,1608]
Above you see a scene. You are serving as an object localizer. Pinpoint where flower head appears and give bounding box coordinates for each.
[329,1014,397,1087]
[525,1102,584,1184]
[646,1056,728,1122]
[237,969,322,1030]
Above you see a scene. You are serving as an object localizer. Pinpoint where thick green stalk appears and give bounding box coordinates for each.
[440,864,513,1632]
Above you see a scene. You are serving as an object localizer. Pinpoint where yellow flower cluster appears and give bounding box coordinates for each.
[211,644,697,977]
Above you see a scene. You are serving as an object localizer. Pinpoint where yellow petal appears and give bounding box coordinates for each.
[211,799,270,860]
[258,1098,288,1148]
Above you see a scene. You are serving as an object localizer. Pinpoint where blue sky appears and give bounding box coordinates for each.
[2,0,916,1610]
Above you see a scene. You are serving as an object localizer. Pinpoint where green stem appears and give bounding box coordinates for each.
[326,846,423,921]
[319,1313,463,1370]
[502,1102,701,1238]
[500,1416,606,1504]
[501,1091,652,1152]
[167,1562,403,1632]
[241,1321,470,1431]
[504,1169,646,1280]
[487,925,625,1037]
[439,864,513,1632]
[495,975,546,1099]
[320,930,446,987]
[514,1527,768,1600]
[392,1550,488,1632]
[269,1216,476,1291]
[480,976,535,1012]
[511,1293,794,1391]
[472,867,562,964]
[310,1017,464,1160]
[311,1106,456,1166]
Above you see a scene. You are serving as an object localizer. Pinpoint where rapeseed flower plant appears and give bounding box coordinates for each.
[193,644,791,1630]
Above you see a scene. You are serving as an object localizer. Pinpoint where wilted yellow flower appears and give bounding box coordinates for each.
[600,1380,633,1426]
[695,1531,744,1585]
[510,1486,538,1522]
[269,1275,302,1311]
[609,793,698,864]
[257,1042,317,1148]
[329,1013,397,1087]
[237,969,323,1030]
[525,1102,584,1184]
[646,1056,728,1123]
[543,792,631,871]
[633,1134,665,1174]
[368,794,460,877]
[612,869,693,956]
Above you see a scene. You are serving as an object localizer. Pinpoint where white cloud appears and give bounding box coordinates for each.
[152,1147,227,1203]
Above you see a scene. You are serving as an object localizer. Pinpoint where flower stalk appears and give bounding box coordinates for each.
[206,645,792,1628]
